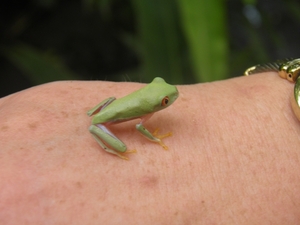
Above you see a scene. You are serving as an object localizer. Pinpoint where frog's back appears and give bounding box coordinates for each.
[91,77,178,124]
[92,92,154,124]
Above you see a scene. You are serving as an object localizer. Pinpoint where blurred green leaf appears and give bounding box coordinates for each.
[130,0,184,84]
[286,1,300,22]
[1,0,297,97]
[177,0,229,82]
[2,44,80,84]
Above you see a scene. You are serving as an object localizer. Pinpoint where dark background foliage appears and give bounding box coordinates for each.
[1,0,300,97]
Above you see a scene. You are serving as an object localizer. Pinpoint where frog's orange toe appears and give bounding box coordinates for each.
[152,128,172,150]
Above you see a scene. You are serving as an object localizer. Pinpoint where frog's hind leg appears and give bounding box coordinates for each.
[89,124,135,160]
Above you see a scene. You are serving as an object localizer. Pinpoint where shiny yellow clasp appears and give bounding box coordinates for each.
[244,66,257,76]
[278,58,300,82]
[291,76,300,121]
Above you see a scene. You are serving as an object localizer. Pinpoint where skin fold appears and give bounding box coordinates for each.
[0,73,299,224]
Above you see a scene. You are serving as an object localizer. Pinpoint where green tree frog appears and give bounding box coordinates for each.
[87,77,179,159]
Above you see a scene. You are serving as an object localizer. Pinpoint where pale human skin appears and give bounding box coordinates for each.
[0,72,299,224]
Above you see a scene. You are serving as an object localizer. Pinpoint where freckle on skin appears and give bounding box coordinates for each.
[75,127,81,134]
[76,181,83,189]
[59,199,66,204]
[28,122,38,129]
[139,175,159,188]
[92,212,99,219]
[1,125,9,131]
[80,201,85,207]
[58,90,68,96]
[43,206,50,216]
[61,111,68,118]
[47,147,53,151]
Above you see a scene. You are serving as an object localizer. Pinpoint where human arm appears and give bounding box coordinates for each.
[0,73,299,224]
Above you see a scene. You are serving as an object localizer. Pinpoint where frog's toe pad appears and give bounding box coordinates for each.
[159,142,169,150]
[152,128,172,150]
[125,149,137,154]
[152,128,172,139]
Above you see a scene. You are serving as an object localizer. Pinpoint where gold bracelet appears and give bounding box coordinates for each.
[244,58,300,121]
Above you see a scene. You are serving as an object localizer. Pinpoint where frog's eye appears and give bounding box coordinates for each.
[161,96,169,106]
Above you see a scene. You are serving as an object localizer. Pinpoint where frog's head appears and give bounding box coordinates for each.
[146,77,179,112]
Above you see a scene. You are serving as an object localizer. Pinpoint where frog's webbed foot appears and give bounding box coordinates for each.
[115,149,137,160]
[152,128,172,150]
[136,123,173,150]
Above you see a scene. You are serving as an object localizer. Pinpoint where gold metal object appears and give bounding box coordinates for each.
[291,76,300,121]
[244,58,300,122]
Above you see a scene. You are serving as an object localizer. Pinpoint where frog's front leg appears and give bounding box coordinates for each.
[89,124,134,160]
[136,116,172,150]
[87,97,116,116]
